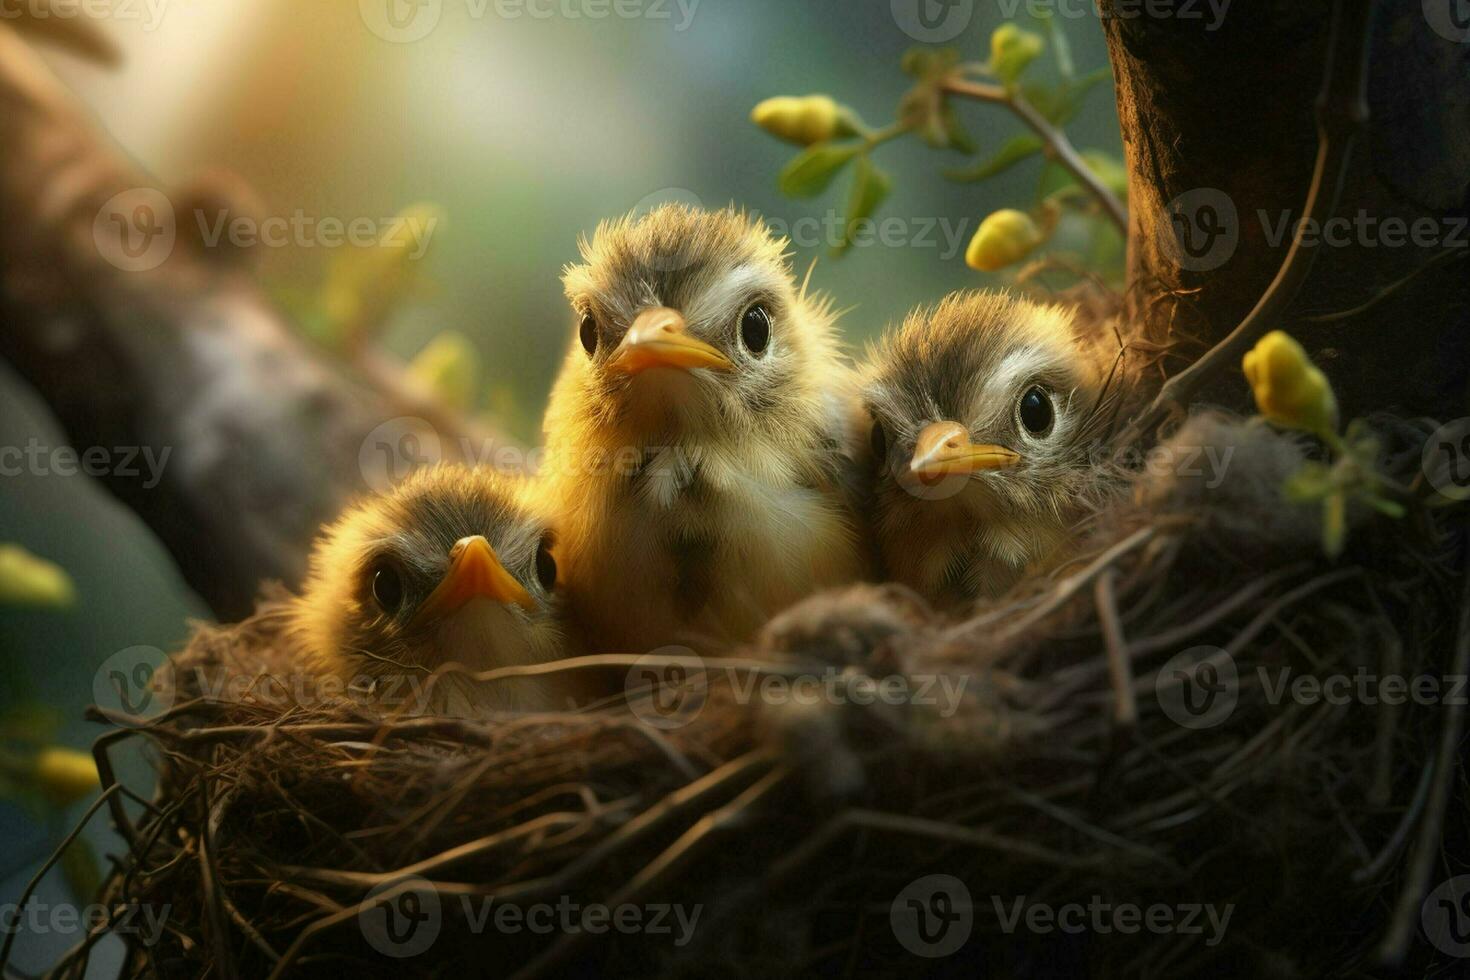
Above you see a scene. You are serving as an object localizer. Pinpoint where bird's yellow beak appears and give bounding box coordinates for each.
[609,307,734,375]
[410,535,535,628]
[909,421,1021,476]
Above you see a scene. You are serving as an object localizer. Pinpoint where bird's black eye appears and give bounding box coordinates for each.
[740,303,771,355]
[579,313,599,357]
[535,533,557,592]
[370,561,405,614]
[870,419,887,466]
[1019,386,1054,435]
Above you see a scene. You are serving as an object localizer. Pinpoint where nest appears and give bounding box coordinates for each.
[63,413,1468,979]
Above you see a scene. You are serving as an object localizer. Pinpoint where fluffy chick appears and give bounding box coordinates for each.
[291,465,580,715]
[544,204,871,652]
[861,290,1125,606]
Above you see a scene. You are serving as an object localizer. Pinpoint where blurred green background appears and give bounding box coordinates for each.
[1,0,1119,970]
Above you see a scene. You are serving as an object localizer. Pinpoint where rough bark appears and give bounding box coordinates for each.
[1105,0,1470,420]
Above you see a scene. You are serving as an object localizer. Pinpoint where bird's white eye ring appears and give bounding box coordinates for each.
[370,560,406,614]
[1018,385,1055,436]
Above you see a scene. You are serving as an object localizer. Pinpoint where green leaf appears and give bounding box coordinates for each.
[901,47,960,81]
[1366,495,1406,519]
[1036,160,1079,203]
[778,143,862,198]
[1322,491,1347,558]
[940,103,976,155]
[835,157,893,255]
[0,545,75,608]
[1024,66,1109,125]
[946,133,1043,182]
[1285,462,1334,502]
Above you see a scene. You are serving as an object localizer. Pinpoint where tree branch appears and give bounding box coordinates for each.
[1109,0,1375,448]
[942,75,1129,237]
[0,27,509,620]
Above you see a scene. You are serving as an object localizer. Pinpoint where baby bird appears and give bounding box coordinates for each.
[861,290,1124,607]
[543,204,870,653]
[291,465,580,715]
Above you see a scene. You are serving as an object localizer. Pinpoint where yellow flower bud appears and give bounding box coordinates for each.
[990,24,1044,85]
[0,544,75,607]
[751,95,845,146]
[33,747,100,805]
[966,209,1043,272]
[1242,330,1339,438]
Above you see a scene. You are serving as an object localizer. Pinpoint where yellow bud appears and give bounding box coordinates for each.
[990,24,1044,85]
[1242,330,1339,438]
[0,544,75,607]
[33,747,100,805]
[966,209,1043,272]
[751,95,844,146]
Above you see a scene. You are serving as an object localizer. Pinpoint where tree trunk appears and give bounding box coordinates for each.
[1105,0,1470,420]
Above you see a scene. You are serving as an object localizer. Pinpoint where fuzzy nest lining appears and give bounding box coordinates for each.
[72,413,1466,979]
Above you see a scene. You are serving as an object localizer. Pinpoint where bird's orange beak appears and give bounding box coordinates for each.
[608,307,733,375]
[410,535,535,628]
[909,421,1021,477]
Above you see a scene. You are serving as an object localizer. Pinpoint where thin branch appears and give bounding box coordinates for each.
[1111,0,1376,450]
[942,75,1129,236]
[0,784,123,972]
